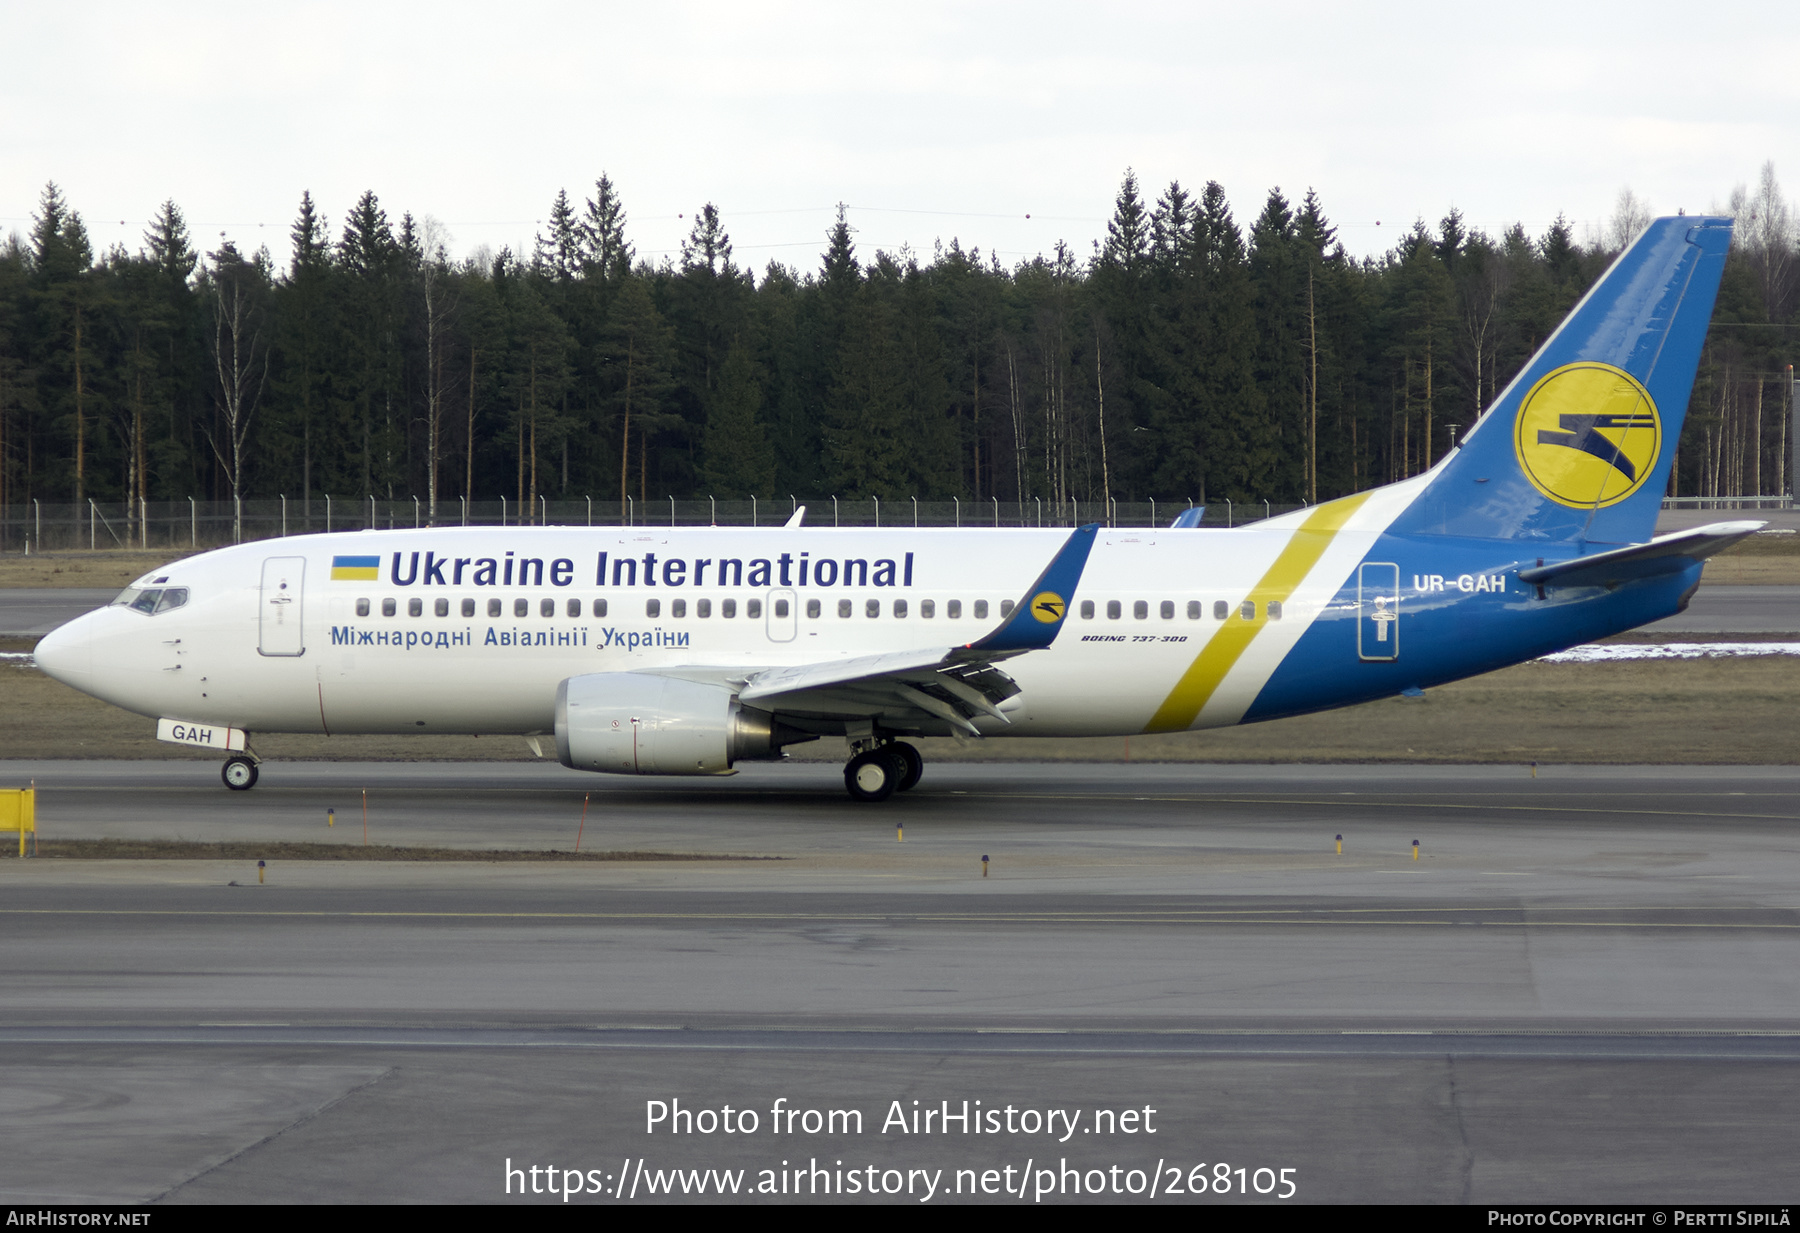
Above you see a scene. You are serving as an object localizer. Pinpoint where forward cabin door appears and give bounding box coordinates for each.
[259,557,306,657]
[1357,562,1399,661]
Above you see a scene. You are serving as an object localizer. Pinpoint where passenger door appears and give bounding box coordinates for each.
[1357,562,1398,662]
[259,557,306,657]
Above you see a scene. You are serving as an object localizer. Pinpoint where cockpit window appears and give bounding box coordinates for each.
[113,586,190,615]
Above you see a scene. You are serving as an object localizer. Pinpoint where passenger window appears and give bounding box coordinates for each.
[893,599,907,618]
[435,598,449,617]
[1080,600,1094,620]
[462,598,475,618]
[865,598,880,618]
[947,599,962,619]
[1240,601,1255,620]
[838,599,852,618]
[567,598,581,618]
[408,598,423,617]
[774,598,789,618]
[747,598,763,618]
[1160,600,1174,620]
[1268,601,1283,621]
[1107,600,1121,620]
[1213,600,1228,620]
[1133,600,1148,620]
[974,600,989,619]
[722,599,737,618]
[1000,599,1014,617]
[593,598,608,618]
[646,598,661,618]
[382,598,397,617]
[488,598,502,618]
[514,598,529,618]
[540,598,554,618]
[357,598,371,617]
[920,599,934,618]
[1187,600,1201,620]
[806,599,821,618]
[697,599,712,618]
[671,598,687,618]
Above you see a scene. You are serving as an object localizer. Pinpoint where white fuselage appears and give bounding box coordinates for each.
[38,485,1425,743]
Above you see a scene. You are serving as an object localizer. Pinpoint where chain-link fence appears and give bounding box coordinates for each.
[0,496,1312,553]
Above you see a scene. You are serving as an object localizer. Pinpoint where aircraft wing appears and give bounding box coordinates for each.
[730,523,1101,735]
[1518,520,1765,590]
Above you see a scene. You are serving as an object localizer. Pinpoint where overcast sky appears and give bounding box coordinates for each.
[4,0,1795,274]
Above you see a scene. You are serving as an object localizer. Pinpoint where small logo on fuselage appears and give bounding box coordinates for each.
[1513,362,1660,509]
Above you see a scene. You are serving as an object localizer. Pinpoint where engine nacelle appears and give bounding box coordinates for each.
[554,672,791,775]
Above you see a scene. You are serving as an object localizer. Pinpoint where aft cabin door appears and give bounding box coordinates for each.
[1357,562,1399,662]
[259,557,306,657]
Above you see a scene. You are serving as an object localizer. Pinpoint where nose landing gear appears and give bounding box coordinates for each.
[221,754,260,791]
[843,740,923,802]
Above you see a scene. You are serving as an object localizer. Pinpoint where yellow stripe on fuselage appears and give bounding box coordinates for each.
[1143,491,1374,733]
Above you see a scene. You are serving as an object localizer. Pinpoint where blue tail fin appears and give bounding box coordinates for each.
[1390,216,1732,545]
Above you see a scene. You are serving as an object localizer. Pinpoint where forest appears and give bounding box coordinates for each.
[0,166,1794,524]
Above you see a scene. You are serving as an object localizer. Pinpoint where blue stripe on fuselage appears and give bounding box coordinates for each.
[1242,534,1701,723]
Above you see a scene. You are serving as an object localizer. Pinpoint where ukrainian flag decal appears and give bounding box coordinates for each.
[331,555,380,581]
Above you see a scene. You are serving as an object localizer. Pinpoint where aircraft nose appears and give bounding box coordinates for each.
[33,616,93,687]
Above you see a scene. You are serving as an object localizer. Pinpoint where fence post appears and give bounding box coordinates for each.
[873,496,880,527]
[501,495,507,525]
[954,496,960,528]
[1035,496,1042,527]
[234,496,242,543]
[415,496,421,528]
[586,495,592,527]
[34,498,40,550]
[751,495,757,527]
[833,496,839,527]
[913,496,918,527]
[462,495,467,527]
[670,495,675,526]
[541,494,547,525]
[326,494,332,532]
[141,497,148,549]
[710,494,716,525]
[992,496,998,527]
[280,495,287,538]
[1149,497,1155,528]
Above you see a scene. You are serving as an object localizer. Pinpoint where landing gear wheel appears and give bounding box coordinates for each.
[222,756,259,791]
[890,741,923,792]
[844,749,901,802]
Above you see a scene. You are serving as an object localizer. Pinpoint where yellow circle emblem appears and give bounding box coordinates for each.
[1512,362,1660,509]
[1029,592,1066,624]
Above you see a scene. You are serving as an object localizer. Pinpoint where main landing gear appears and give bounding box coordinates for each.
[221,754,260,791]
[844,740,923,802]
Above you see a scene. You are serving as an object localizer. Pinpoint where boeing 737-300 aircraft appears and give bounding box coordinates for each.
[34,216,1760,800]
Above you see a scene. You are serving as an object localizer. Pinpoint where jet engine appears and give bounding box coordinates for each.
[554,672,807,775]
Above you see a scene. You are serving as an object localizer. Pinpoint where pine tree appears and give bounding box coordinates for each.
[581,174,632,277]
[698,341,776,497]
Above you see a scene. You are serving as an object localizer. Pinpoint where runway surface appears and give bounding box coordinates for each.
[4,761,1800,1203]
[7,582,1800,639]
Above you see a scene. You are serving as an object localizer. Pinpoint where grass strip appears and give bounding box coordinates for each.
[2,838,779,862]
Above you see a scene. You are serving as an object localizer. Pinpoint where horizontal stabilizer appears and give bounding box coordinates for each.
[1517,521,1765,589]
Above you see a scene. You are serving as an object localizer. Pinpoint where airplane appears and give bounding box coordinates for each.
[33,215,1758,801]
